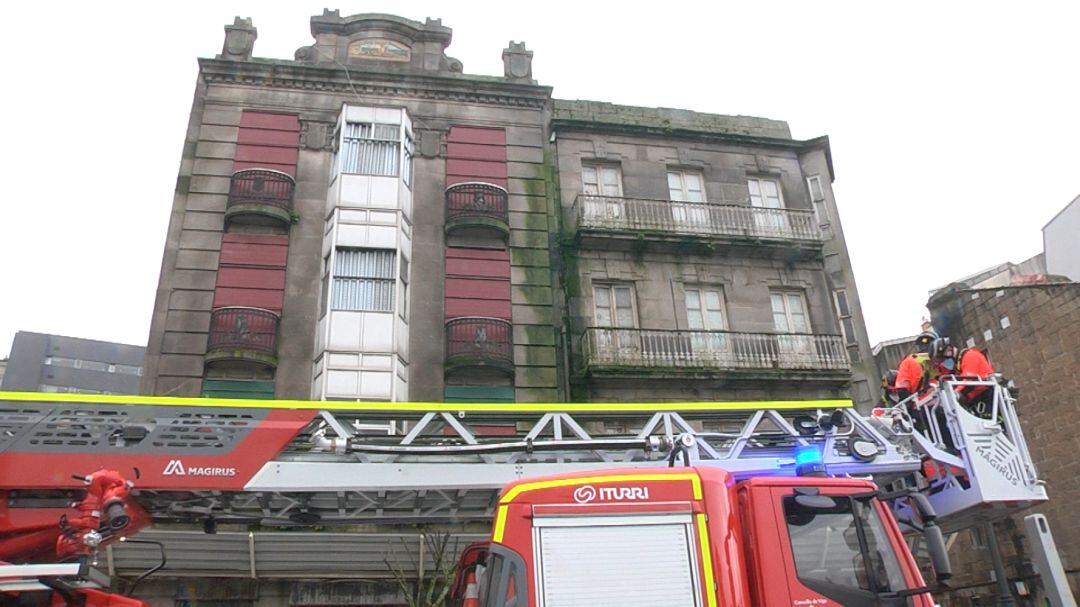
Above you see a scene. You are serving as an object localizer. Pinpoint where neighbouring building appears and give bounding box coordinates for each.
[871,334,916,386]
[0,331,144,394]
[0,358,6,387]
[1043,194,1080,282]
[927,281,1079,604]
[136,9,879,601]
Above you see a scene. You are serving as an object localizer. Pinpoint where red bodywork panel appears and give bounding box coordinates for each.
[0,409,315,491]
[480,467,936,607]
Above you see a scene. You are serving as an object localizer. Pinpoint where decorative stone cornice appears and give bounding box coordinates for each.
[198,58,552,109]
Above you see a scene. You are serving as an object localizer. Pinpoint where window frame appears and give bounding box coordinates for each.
[832,289,861,362]
[337,121,402,178]
[683,285,728,331]
[581,162,624,197]
[592,282,638,329]
[747,176,785,209]
[330,247,397,313]
[769,289,811,334]
[666,168,707,203]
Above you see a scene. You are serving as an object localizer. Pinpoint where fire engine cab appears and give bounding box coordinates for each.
[460,468,945,607]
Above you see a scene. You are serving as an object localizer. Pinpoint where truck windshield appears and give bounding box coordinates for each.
[783,496,909,596]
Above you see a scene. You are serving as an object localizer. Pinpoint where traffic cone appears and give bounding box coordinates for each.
[463,569,480,607]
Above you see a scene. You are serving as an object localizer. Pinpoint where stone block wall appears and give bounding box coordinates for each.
[929,282,1080,603]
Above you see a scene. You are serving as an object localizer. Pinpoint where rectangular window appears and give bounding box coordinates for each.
[806,175,831,228]
[332,248,396,312]
[833,290,858,348]
[684,287,726,330]
[340,122,400,176]
[667,170,706,202]
[593,284,636,328]
[582,164,623,196]
[748,177,784,209]
[770,290,810,333]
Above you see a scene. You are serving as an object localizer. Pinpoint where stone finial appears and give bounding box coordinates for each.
[502,41,534,83]
[222,17,257,61]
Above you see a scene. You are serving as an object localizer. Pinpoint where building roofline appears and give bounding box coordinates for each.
[1042,193,1080,231]
[197,57,553,108]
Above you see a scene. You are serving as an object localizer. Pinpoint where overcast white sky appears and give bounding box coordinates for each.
[1,1,1078,358]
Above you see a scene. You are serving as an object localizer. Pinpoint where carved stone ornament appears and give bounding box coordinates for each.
[348,38,411,62]
[417,129,445,158]
[502,41,534,82]
[754,154,771,173]
[300,121,335,151]
[222,17,257,61]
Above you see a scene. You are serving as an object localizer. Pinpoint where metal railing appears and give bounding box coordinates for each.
[583,328,848,371]
[445,182,509,225]
[574,194,823,242]
[207,307,280,356]
[228,169,296,212]
[446,317,513,367]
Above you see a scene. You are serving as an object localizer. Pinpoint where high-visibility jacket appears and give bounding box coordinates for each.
[958,348,995,402]
[895,353,931,394]
[959,348,994,378]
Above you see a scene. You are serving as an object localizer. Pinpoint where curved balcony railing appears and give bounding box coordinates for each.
[445,317,514,373]
[574,195,824,243]
[445,182,509,238]
[226,169,296,227]
[582,328,848,372]
[206,307,280,368]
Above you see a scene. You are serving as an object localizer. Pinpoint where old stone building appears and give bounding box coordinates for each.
[929,281,1080,604]
[551,101,875,405]
[135,9,879,602]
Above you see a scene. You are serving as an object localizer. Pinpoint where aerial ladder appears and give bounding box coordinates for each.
[0,378,1053,602]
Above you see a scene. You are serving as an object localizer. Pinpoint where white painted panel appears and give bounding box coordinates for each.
[396,358,408,379]
[346,106,375,123]
[328,352,360,368]
[362,354,393,370]
[536,519,699,607]
[362,312,394,351]
[370,211,397,224]
[374,107,402,125]
[311,371,325,400]
[368,225,397,248]
[360,371,393,399]
[369,177,399,208]
[336,224,370,248]
[395,376,408,402]
[340,174,371,206]
[401,110,412,131]
[327,370,359,396]
[339,209,369,224]
[329,311,363,351]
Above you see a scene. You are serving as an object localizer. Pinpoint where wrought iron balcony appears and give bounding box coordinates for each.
[226,169,296,228]
[445,317,514,373]
[445,182,509,240]
[582,328,848,374]
[205,307,280,369]
[573,194,824,245]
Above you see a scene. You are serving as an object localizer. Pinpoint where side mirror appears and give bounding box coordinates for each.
[922,520,952,584]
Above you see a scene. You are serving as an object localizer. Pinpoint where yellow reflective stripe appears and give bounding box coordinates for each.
[492,505,510,543]
[0,392,851,413]
[696,513,718,607]
[499,472,702,505]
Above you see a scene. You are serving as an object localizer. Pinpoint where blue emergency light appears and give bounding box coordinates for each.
[795,445,826,476]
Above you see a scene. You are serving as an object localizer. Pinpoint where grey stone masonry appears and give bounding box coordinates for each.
[553,100,793,140]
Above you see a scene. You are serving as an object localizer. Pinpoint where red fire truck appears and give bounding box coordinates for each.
[0,379,1064,606]
[452,467,950,607]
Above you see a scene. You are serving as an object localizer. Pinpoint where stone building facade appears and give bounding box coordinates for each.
[137,9,879,602]
[929,282,1080,604]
